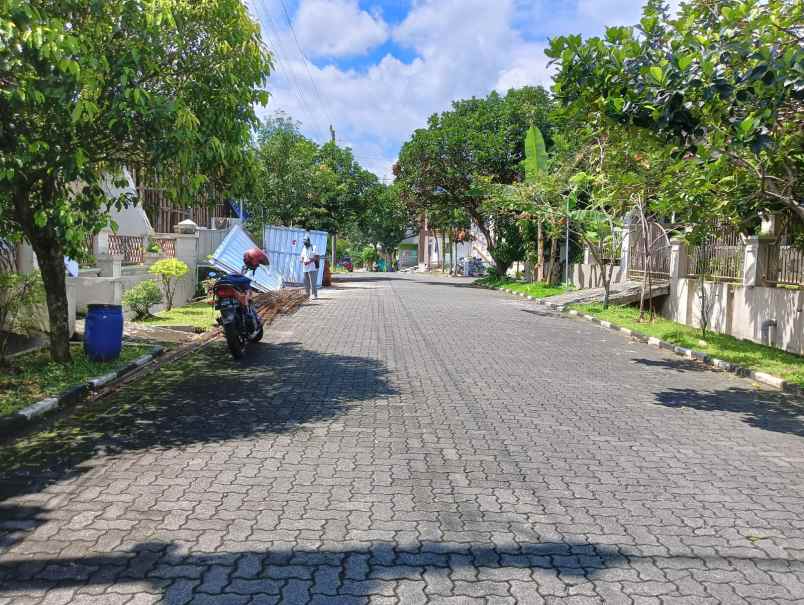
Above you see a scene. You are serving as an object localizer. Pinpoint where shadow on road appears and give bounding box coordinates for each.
[1,539,802,601]
[0,342,397,502]
[652,386,804,437]
[630,356,712,374]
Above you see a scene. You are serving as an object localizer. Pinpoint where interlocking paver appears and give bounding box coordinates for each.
[1,274,804,603]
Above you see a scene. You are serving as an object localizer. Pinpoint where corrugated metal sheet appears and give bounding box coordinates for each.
[209,225,282,292]
[263,225,328,287]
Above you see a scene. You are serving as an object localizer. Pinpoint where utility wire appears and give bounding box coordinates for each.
[252,0,321,133]
[277,0,337,134]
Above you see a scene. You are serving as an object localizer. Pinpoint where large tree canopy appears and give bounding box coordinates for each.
[0,0,272,360]
[394,86,554,274]
[547,0,803,226]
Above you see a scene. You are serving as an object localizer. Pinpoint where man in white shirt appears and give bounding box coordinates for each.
[300,235,319,299]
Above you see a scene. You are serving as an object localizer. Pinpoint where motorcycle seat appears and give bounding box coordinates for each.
[216,274,252,291]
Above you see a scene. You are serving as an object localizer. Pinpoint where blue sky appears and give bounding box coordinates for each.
[245,0,664,180]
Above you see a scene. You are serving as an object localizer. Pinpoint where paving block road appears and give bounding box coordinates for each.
[1,274,803,604]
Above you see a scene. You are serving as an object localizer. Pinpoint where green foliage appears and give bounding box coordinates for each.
[145,239,161,254]
[359,246,379,268]
[572,303,804,386]
[123,280,163,320]
[0,0,272,360]
[142,301,217,331]
[475,275,569,298]
[246,116,379,236]
[149,259,189,311]
[523,125,548,183]
[0,271,45,362]
[548,0,804,226]
[0,344,151,416]
[395,86,554,268]
[355,183,411,257]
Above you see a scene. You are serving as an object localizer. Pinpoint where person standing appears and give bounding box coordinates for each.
[300,235,319,299]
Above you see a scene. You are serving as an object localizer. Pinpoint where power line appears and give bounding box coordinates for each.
[276,0,336,134]
[252,0,321,133]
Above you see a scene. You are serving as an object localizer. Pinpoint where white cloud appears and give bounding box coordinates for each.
[251,0,663,179]
[294,0,389,58]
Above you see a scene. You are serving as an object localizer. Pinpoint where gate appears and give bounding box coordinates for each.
[628,220,671,281]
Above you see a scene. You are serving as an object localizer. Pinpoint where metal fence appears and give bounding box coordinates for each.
[687,229,745,282]
[153,237,176,258]
[765,243,804,286]
[109,234,144,265]
[627,221,671,281]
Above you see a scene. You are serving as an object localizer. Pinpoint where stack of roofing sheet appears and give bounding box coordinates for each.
[209,225,283,292]
[263,225,328,287]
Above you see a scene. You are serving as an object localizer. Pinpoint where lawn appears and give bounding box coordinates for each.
[140,301,219,331]
[572,303,804,387]
[0,344,153,416]
[475,275,570,299]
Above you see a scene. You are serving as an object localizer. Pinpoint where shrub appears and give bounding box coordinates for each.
[145,238,161,254]
[0,272,45,363]
[149,258,189,311]
[123,280,163,320]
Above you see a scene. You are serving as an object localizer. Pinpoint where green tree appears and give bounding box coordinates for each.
[395,87,554,276]
[356,183,411,265]
[547,0,803,227]
[0,0,271,361]
[149,258,189,312]
[248,113,318,229]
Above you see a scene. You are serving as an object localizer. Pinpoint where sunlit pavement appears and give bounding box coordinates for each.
[1,273,803,604]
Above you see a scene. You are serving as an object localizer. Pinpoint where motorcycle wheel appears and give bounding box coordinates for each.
[250,326,264,342]
[223,322,246,359]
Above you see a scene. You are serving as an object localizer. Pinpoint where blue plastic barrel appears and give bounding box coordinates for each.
[84,304,124,362]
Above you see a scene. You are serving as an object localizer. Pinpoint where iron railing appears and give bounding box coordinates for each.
[153,237,176,258]
[109,234,144,265]
[765,243,804,286]
[627,221,671,281]
[687,229,745,282]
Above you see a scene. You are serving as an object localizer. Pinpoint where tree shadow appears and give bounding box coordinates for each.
[630,356,713,374]
[653,386,804,437]
[1,539,802,602]
[0,342,397,501]
[0,505,49,551]
[331,275,396,284]
[409,280,484,289]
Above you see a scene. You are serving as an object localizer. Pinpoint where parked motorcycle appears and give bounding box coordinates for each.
[212,249,269,359]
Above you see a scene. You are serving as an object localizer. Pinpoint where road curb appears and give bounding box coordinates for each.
[485,283,802,398]
[0,346,165,440]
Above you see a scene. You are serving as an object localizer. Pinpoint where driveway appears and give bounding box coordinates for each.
[1,273,803,604]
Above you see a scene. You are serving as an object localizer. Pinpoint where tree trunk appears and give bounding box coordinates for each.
[545,237,559,284]
[13,183,72,362]
[331,233,337,268]
[30,233,72,362]
[537,221,544,282]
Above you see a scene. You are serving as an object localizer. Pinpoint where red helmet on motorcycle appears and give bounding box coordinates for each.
[243,248,269,270]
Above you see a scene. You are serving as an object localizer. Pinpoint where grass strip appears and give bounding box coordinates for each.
[1,344,153,416]
[571,303,804,387]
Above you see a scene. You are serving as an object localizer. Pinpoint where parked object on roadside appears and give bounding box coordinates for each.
[84,304,124,362]
[211,248,269,360]
[263,225,328,288]
[210,225,283,292]
[459,256,487,277]
[337,257,354,272]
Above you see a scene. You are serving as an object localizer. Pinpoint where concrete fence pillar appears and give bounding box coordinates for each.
[669,238,689,281]
[667,238,690,324]
[174,233,199,267]
[96,254,122,278]
[15,242,36,274]
[93,228,112,259]
[743,236,771,287]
